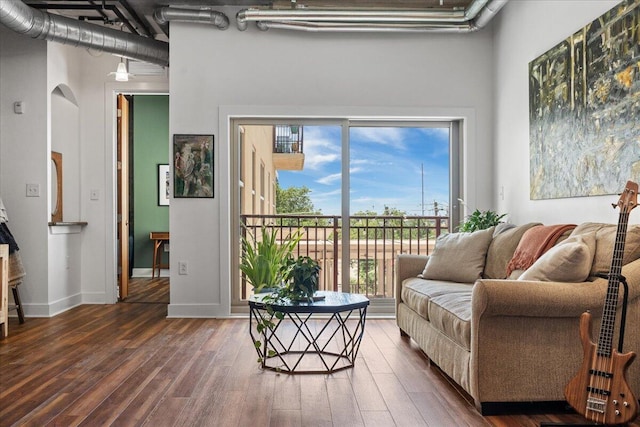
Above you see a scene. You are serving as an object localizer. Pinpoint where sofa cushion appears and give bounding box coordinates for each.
[518,233,596,282]
[484,222,542,279]
[570,222,640,276]
[420,227,494,283]
[428,292,472,351]
[505,224,576,277]
[401,278,472,349]
[401,278,472,320]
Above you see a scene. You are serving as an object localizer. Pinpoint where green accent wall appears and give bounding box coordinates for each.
[133,95,169,271]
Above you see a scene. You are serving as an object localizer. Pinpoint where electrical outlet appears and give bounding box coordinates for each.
[26,183,40,197]
[178,261,188,275]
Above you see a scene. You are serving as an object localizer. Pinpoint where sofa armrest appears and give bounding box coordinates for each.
[395,254,428,309]
[472,278,607,318]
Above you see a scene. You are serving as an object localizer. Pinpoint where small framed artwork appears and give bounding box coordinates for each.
[173,134,214,198]
[158,164,170,206]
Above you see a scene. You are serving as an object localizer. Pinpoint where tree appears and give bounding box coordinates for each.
[276,184,315,214]
[275,183,328,227]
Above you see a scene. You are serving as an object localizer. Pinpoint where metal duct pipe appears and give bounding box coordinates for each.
[254,21,478,33]
[0,0,169,66]
[154,7,229,30]
[237,0,507,33]
[473,0,508,29]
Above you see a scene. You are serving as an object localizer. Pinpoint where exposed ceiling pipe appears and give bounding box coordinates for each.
[154,7,230,31]
[0,0,169,66]
[237,0,507,33]
[474,0,508,28]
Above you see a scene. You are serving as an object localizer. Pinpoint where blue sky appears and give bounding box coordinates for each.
[277,125,450,216]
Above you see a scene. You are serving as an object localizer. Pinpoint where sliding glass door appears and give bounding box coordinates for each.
[231,119,459,313]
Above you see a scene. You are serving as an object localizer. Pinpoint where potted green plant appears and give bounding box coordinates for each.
[457,209,507,232]
[239,225,302,293]
[284,255,321,301]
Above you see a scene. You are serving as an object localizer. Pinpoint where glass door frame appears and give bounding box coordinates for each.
[230,117,462,315]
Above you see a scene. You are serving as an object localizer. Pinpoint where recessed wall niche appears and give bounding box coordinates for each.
[51,84,79,222]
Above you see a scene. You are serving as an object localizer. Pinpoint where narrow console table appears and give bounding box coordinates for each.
[249,291,369,374]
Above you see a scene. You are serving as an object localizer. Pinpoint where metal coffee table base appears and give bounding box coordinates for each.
[249,304,368,374]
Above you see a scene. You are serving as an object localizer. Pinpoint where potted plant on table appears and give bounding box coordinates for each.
[239,225,302,294]
[284,255,321,302]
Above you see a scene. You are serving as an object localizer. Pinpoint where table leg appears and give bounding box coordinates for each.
[152,240,160,278]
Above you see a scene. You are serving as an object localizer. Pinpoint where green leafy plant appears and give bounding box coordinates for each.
[251,256,321,369]
[458,209,507,232]
[285,256,321,301]
[239,225,302,293]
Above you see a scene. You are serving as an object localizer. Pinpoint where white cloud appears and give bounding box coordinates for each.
[350,127,407,150]
[306,152,340,170]
[317,172,341,185]
[303,128,341,170]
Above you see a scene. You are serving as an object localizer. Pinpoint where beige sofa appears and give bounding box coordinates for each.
[395,222,640,413]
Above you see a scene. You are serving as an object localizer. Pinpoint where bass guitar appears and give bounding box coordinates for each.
[565,180,639,425]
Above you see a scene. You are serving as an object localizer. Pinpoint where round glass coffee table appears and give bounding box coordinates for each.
[249,291,369,374]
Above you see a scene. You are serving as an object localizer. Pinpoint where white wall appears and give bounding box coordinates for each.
[0,26,49,310]
[0,25,169,314]
[169,10,496,317]
[493,1,623,224]
[48,43,83,314]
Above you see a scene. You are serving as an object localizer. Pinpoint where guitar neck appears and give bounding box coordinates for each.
[598,210,630,357]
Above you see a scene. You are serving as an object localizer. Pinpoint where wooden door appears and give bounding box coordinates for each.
[117,94,130,300]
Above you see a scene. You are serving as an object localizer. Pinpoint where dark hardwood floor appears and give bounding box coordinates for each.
[125,277,170,304]
[1,283,638,426]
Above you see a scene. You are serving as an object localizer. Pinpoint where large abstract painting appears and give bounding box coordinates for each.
[529,0,640,199]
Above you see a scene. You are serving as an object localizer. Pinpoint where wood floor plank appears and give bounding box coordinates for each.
[272,374,301,411]
[372,372,428,426]
[2,283,639,427]
[271,409,302,427]
[300,375,333,427]
[350,363,388,412]
[110,377,172,426]
[144,396,188,427]
[237,370,276,427]
[326,377,365,427]
[361,410,396,427]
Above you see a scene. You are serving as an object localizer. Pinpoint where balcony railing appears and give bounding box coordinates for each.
[273,125,303,154]
[240,214,449,300]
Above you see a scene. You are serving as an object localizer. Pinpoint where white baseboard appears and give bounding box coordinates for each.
[82,292,108,304]
[20,293,83,318]
[132,268,170,278]
[167,303,227,318]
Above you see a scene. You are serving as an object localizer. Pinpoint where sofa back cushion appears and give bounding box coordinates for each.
[483,222,542,279]
[518,233,596,282]
[570,222,640,276]
[420,227,494,283]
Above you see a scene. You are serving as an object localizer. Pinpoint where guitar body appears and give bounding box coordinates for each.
[565,312,638,425]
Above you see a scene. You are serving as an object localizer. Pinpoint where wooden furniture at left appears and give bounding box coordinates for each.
[0,244,9,338]
[150,232,169,278]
